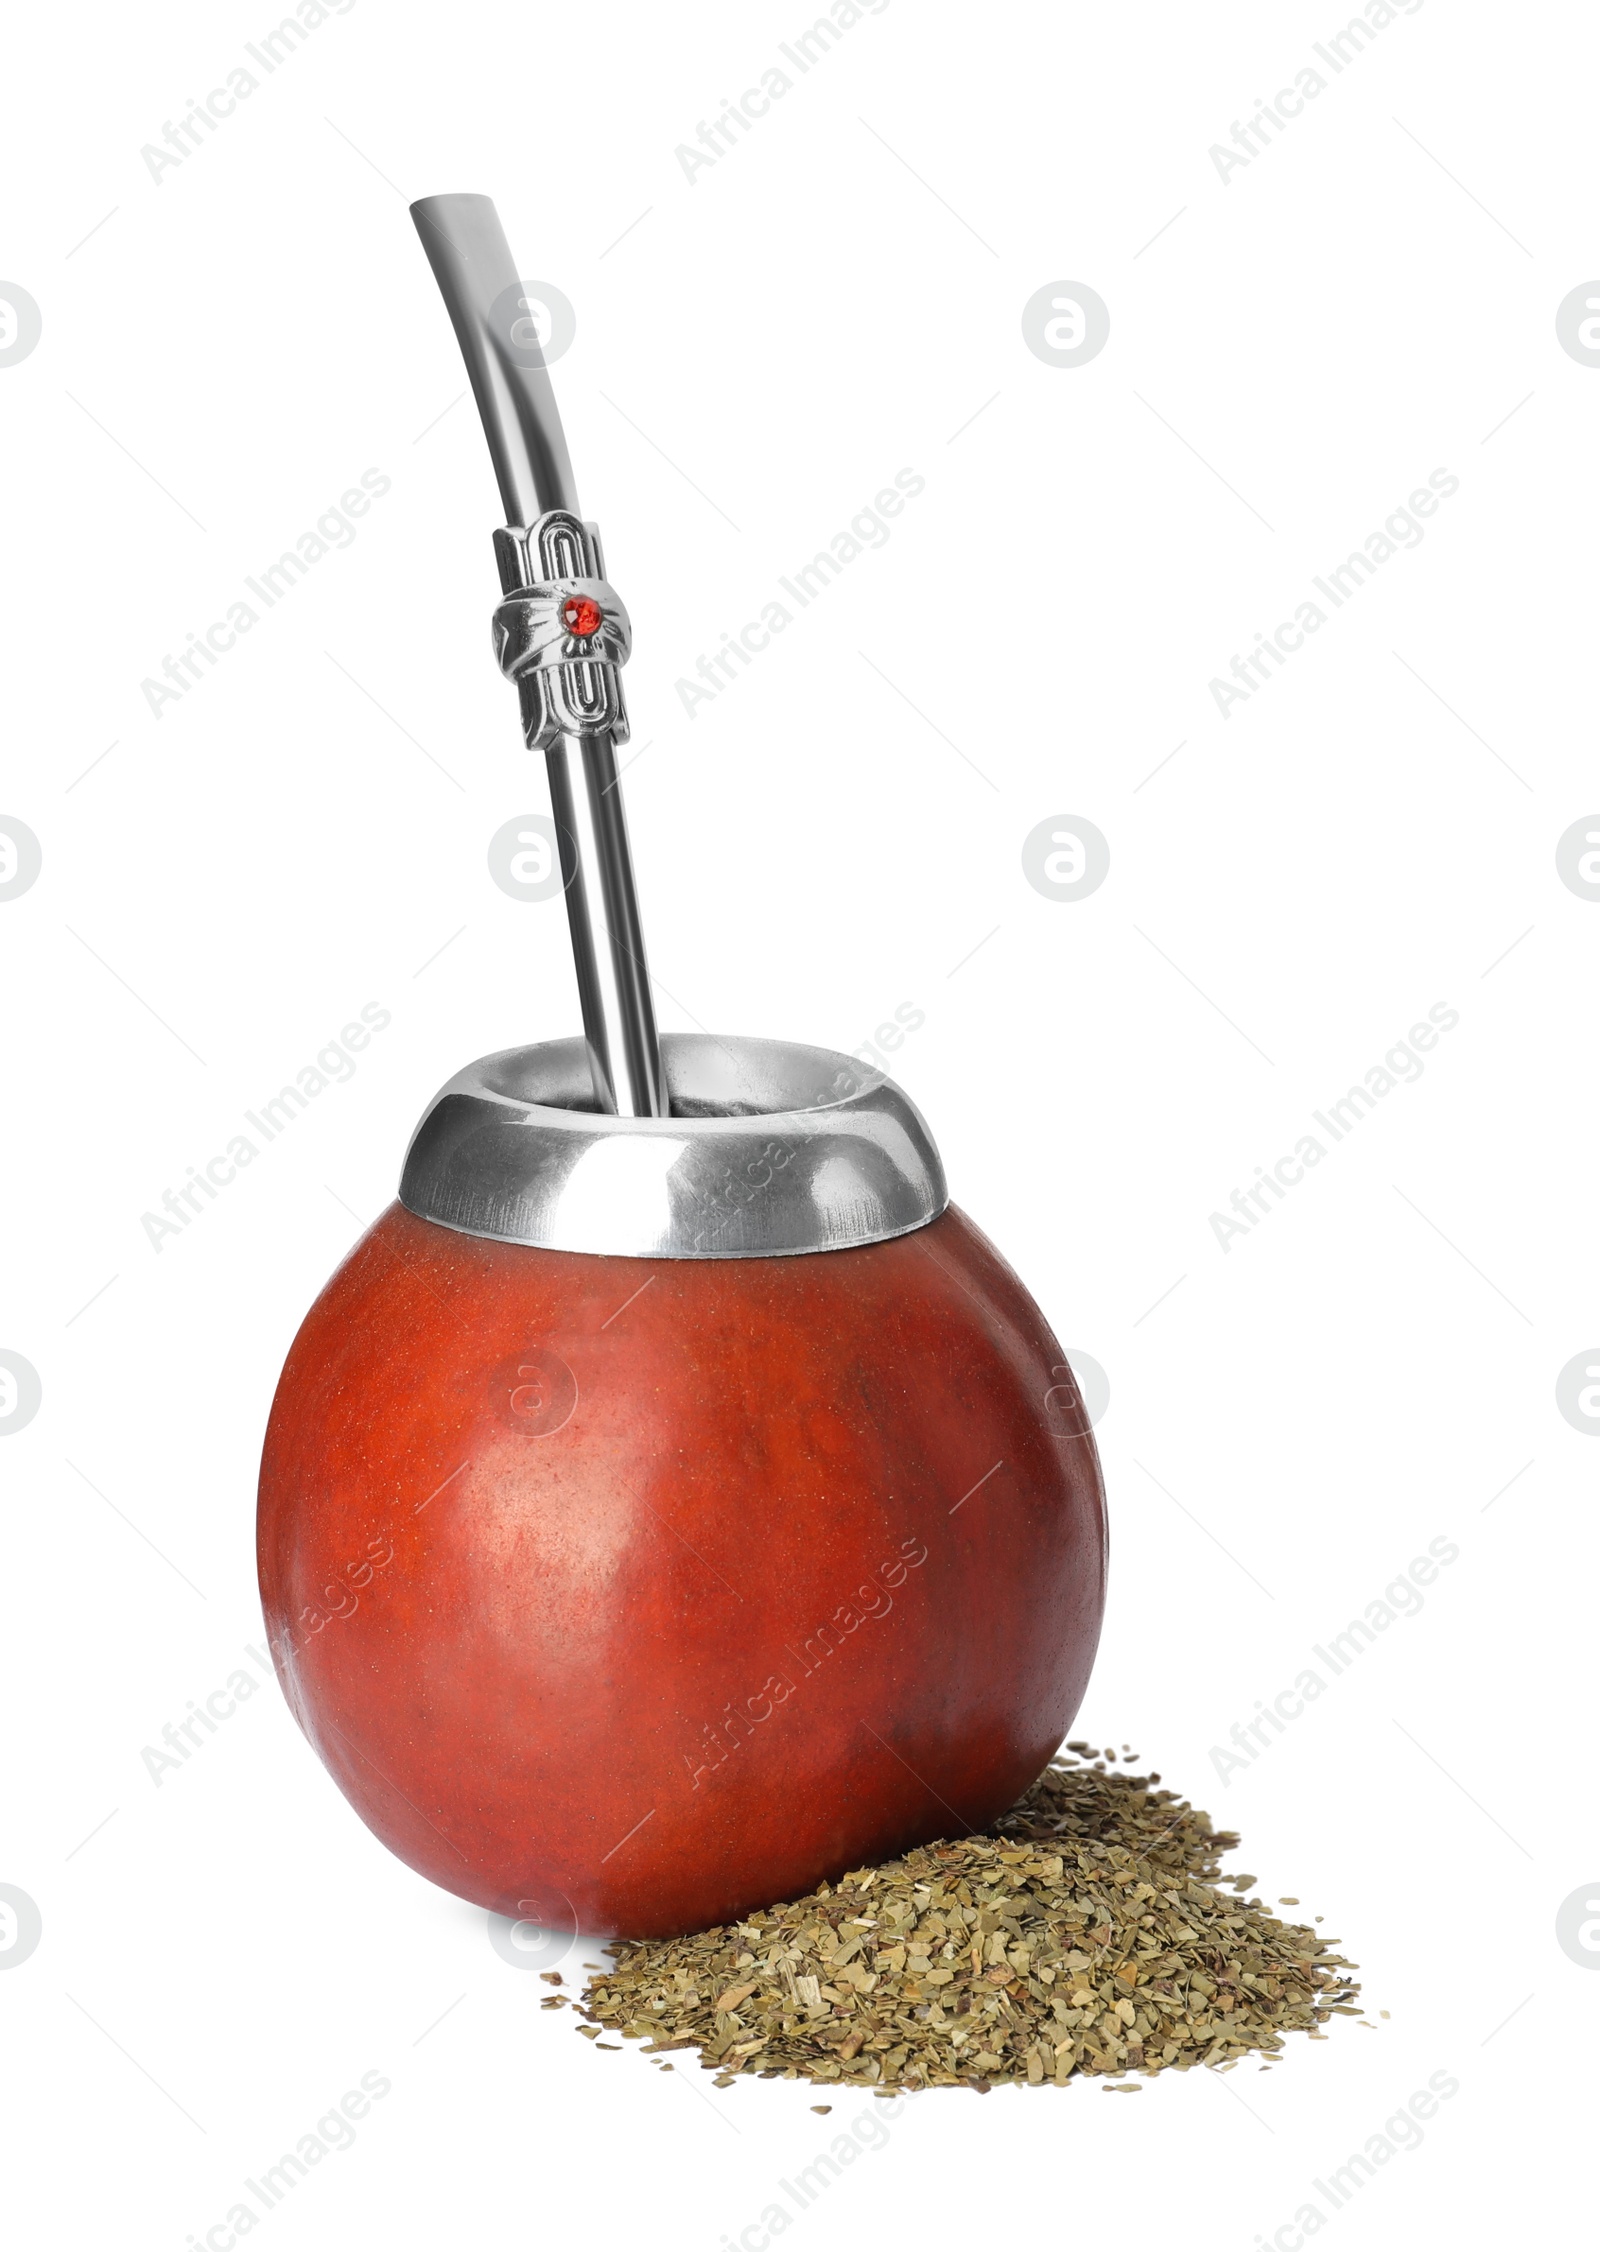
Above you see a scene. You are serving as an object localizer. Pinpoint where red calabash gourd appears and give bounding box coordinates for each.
[258,1199,1105,1937]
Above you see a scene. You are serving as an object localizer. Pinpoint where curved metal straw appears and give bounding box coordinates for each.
[411,192,667,1119]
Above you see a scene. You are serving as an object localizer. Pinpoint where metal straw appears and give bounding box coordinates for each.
[411,192,667,1119]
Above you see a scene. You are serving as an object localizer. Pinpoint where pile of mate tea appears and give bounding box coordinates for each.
[570,1747,1361,2093]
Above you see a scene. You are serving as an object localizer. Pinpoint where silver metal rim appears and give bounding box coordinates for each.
[399,1033,948,1259]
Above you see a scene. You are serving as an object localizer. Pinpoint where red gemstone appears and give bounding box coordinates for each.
[561,594,603,638]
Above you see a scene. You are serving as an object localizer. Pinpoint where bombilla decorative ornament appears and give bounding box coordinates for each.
[491,512,632,750]
[411,192,664,1120]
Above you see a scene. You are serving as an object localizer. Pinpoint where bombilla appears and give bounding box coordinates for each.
[411,191,668,1120]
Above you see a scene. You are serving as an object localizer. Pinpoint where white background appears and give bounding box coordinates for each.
[1,0,1593,2244]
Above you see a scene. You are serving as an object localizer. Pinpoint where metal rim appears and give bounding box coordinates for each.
[398,1033,948,1259]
